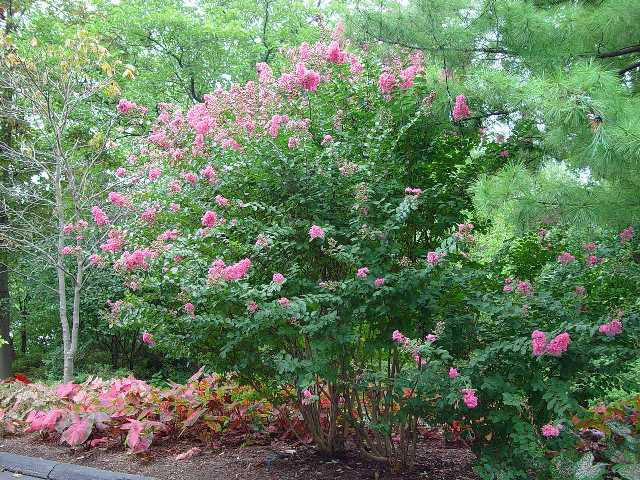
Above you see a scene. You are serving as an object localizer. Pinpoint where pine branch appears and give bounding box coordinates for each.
[618,61,640,76]
[597,44,640,59]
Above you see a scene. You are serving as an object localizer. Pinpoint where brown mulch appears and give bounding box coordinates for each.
[0,433,478,480]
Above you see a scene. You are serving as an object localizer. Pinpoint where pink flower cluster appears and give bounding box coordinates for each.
[461,388,478,409]
[374,277,385,287]
[557,252,575,264]
[454,223,474,242]
[201,210,218,228]
[117,249,156,271]
[426,250,446,266]
[619,226,634,244]
[309,225,325,240]
[141,332,155,346]
[91,206,110,226]
[100,229,125,252]
[272,273,285,284]
[356,267,369,278]
[599,317,623,337]
[531,330,571,357]
[207,258,252,283]
[541,423,563,438]
[452,95,471,121]
[448,368,459,379]
[117,99,147,115]
[108,192,129,208]
[157,229,179,242]
[404,187,422,195]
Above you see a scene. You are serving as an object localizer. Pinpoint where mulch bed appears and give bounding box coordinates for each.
[0,434,478,480]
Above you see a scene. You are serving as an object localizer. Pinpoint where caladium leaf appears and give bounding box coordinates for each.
[61,418,93,446]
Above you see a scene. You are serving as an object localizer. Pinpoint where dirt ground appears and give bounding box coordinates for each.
[0,433,478,480]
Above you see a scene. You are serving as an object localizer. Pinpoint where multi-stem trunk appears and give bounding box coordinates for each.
[54,159,75,383]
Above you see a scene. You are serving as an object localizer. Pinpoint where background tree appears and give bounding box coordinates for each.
[351,0,640,232]
[0,22,140,381]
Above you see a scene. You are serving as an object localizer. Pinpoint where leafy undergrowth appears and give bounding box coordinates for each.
[0,371,308,453]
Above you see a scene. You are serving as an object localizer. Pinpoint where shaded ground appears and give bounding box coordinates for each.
[0,434,477,480]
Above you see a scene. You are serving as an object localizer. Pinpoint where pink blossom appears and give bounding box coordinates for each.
[140,207,157,224]
[62,246,78,255]
[503,284,514,292]
[399,65,419,88]
[599,319,623,337]
[392,330,409,345]
[288,136,301,149]
[247,301,258,314]
[141,332,155,346]
[88,254,103,266]
[272,273,285,284]
[221,258,251,281]
[221,138,241,151]
[148,167,161,181]
[349,58,364,75]
[404,187,422,195]
[619,226,634,244]
[200,165,218,184]
[425,334,438,343]
[326,41,346,63]
[575,286,586,296]
[157,229,178,242]
[356,267,369,278]
[100,229,125,252]
[374,277,385,287]
[538,228,548,240]
[321,134,333,145]
[117,249,155,271]
[546,332,571,357]
[309,225,325,240]
[301,388,313,405]
[583,242,596,251]
[169,203,181,213]
[278,297,290,308]
[107,192,129,207]
[378,72,397,94]
[182,171,198,185]
[452,95,471,121]
[541,424,563,437]
[414,354,427,367]
[63,223,75,234]
[115,167,127,178]
[201,210,218,228]
[117,99,137,114]
[557,252,575,264]
[183,303,195,317]
[461,389,478,409]
[499,150,509,157]
[295,63,321,92]
[128,154,138,164]
[448,368,459,379]
[169,180,182,193]
[426,251,446,266]
[531,330,547,356]
[516,281,533,295]
[586,255,600,266]
[215,195,229,207]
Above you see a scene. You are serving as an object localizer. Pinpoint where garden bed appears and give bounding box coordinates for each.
[0,434,477,480]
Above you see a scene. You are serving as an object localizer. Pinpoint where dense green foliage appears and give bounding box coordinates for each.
[1,0,640,478]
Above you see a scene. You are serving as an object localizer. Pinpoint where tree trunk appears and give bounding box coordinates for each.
[0,257,12,379]
[0,0,16,380]
[54,158,72,383]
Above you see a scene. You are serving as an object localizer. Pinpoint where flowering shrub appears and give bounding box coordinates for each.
[85,25,500,468]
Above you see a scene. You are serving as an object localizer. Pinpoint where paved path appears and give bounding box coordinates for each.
[0,452,152,480]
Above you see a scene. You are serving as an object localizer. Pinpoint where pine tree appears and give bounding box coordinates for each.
[351,0,640,231]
